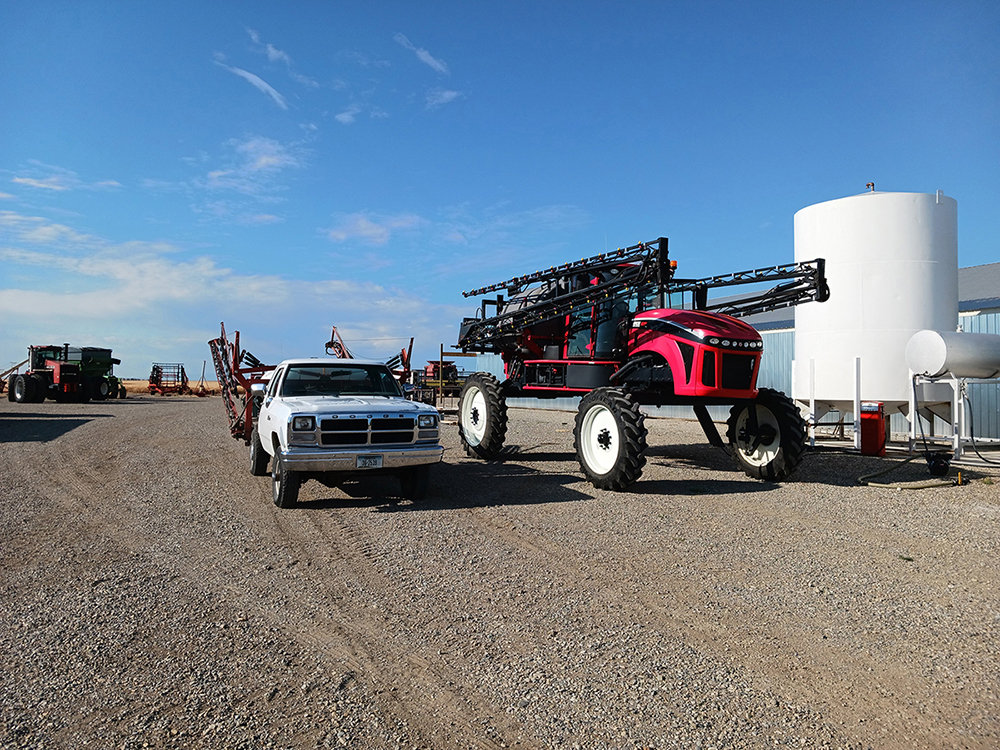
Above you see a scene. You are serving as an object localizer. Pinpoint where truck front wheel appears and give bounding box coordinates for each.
[250,427,269,476]
[458,373,508,459]
[574,387,648,491]
[399,465,430,502]
[272,454,301,509]
[726,388,806,481]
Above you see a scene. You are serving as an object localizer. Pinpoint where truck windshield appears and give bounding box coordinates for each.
[280,364,402,398]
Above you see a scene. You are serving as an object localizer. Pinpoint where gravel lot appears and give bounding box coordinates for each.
[1,395,998,749]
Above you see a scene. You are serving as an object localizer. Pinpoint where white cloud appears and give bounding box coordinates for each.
[192,136,303,198]
[326,213,426,246]
[426,89,461,109]
[0,209,463,374]
[214,61,288,109]
[0,192,13,199]
[246,28,319,88]
[393,33,450,75]
[12,176,71,191]
[335,104,363,125]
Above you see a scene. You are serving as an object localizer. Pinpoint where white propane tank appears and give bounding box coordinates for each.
[792,191,958,412]
[905,330,1000,379]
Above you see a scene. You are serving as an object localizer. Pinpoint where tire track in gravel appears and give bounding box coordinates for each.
[258,501,535,750]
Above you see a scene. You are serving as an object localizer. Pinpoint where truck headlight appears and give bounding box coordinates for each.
[418,414,438,428]
[291,416,315,431]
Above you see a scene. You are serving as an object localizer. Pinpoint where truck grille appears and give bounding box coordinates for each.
[319,417,416,446]
[720,354,756,390]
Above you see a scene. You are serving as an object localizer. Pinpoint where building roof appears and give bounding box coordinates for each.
[958,262,1000,312]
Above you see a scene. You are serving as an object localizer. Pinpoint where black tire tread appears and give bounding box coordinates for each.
[726,387,806,481]
[250,427,269,476]
[458,372,508,459]
[574,387,648,491]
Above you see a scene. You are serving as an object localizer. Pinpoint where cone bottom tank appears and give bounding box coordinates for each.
[792,191,958,417]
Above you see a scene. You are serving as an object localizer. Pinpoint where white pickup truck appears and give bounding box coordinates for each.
[250,358,444,508]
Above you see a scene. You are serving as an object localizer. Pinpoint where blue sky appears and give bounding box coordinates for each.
[2,1,997,376]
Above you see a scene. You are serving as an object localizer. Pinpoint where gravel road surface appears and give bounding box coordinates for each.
[1,395,998,749]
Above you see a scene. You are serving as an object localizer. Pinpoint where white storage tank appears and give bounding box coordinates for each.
[792,191,958,414]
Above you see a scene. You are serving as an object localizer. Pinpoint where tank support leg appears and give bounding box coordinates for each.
[694,404,725,448]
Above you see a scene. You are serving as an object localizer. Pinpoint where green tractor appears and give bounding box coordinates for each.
[6,344,126,403]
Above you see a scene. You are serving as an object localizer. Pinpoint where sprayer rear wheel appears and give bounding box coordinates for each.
[726,387,806,481]
[458,373,508,459]
[574,387,648,491]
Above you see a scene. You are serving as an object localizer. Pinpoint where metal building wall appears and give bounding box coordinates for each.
[964,310,1000,439]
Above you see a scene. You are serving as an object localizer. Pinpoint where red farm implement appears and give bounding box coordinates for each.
[148,363,191,395]
[207,323,274,443]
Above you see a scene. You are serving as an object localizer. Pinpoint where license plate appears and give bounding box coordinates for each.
[357,455,382,469]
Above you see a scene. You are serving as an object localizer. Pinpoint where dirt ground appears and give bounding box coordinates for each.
[1,395,998,749]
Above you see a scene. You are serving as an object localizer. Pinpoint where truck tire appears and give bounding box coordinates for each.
[250,427,269,476]
[726,387,806,481]
[574,387,647,491]
[458,373,508,459]
[13,374,36,404]
[399,465,430,502]
[7,376,17,401]
[272,454,300,509]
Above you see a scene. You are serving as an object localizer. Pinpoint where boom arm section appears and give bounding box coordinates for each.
[458,238,672,352]
[458,235,828,353]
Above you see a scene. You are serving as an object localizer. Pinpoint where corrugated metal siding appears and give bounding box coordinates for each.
[964,310,1000,439]
[757,330,794,395]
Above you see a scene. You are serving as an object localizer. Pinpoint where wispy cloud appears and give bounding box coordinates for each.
[193,136,304,197]
[426,89,461,109]
[8,162,121,192]
[326,212,427,246]
[393,33,450,75]
[214,60,288,109]
[335,104,363,125]
[246,28,319,88]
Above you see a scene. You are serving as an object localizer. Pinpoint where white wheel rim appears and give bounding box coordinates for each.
[580,403,620,475]
[460,386,488,446]
[272,462,281,501]
[735,405,780,467]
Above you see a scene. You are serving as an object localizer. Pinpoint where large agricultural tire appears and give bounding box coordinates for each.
[31,376,47,402]
[726,387,807,481]
[6,377,15,402]
[271,454,301,509]
[399,464,431,502]
[250,427,269,476]
[574,387,648,491]
[458,372,508,459]
[13,374,36,404]
[92,378,110,401]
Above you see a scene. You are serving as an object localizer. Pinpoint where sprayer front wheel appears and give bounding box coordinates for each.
[458,373,508,459]
[726,387,806,481]
[574,387,648,491]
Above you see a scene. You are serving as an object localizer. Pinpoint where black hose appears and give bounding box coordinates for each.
[964,393,1000,465]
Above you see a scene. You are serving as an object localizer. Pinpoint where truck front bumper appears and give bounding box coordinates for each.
[278,443,444,473]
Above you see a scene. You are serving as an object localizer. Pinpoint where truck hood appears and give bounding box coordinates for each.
[280,395,432,415]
